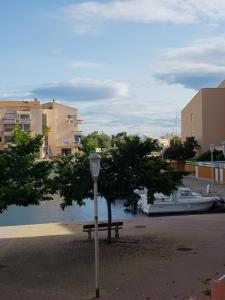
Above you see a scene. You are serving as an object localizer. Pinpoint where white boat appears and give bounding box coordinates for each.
[136,187,219,215]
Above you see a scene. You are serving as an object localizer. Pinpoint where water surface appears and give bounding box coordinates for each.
[0,195,144,227]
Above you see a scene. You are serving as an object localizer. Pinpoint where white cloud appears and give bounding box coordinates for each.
[0,78,128,102]
[61,0,225,34]
[0,78,194,136]
[154,36,225,89]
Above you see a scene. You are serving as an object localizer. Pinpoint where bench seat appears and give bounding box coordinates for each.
[83,221,123,240]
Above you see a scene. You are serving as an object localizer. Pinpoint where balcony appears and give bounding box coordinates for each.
[68,118,82,125]
[72,130,82,135]
[1,118,31,124]
[15,118,31,123]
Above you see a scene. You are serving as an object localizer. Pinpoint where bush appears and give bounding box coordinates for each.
[196,150,225,162]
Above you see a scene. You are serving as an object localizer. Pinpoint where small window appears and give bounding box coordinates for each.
[74,135,81,143]
[61,148,71,156]
[4,136,14,143]
[21,124,31,131]
[4,113,16,120]
[180,190,191,197]
[19,114,30,120]
[68,115,76,120]
[4,124,15,131]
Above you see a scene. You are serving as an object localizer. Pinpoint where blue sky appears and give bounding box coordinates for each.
[1,0,225,136]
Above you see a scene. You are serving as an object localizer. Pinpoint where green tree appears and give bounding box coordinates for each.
[52,135,185,243]
[111,132,127,147]
[0,127,53,213]
[80,135,98,155]
[196,149,224,162]
[163,136,199,161]
[87,131,111,150]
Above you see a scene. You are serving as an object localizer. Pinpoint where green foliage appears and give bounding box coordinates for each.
[80,136,98,155]
[164,136,200,161]
[87,131,111,149]
[0,128,53,213]
[195,150,224,162]
[51,153,92,209]
[52,134,185,242]
[111,132,127,147]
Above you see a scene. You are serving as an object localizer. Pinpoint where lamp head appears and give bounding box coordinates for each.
[89,153,101,179]
[210,144,215,153]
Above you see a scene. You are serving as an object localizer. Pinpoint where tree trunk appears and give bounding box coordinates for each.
[106,199,112,243]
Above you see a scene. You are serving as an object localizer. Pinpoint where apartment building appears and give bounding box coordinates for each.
[181,80,225,153]
[0,99,82,157]
[42,101,82,156]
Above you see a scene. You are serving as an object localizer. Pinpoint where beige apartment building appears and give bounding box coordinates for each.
[181,80,225,153]
[0,99,82,157]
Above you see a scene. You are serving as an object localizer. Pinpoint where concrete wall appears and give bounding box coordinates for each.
[42,102,82,156]
[182,87,225,153]
[184,163,195,175]
[0,100,82,157]
[181,90,203,151]
[0,101,42,148]
[202,88,225,152]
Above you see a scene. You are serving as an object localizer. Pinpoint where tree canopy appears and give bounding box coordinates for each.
[0,127,53,213]
[0,129,186,243]
[163,136,200,161]
[86,131,111,150]
[52,135,186,242]
[195,149,224,162]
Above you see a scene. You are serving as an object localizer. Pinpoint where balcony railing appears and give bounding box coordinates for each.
[1,118,31,124]
[68,118,82,124]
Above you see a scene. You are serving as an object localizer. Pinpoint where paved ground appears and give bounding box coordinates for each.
[0,176,224,300]
[183,176,225,198]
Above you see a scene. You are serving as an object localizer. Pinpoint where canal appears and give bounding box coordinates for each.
[0,194,144,226]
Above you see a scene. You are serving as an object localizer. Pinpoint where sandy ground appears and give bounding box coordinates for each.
[0,177,225,300]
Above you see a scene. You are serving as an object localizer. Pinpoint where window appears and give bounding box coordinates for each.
[4,113,16,120]
[16,124,31,131]
[4,124,15,131]
[20,124,31,131]
[74,135,81,143]
[4,136,14,143]
[61,148,71,156]
[180,190,192,197]
[42,114,47,126]
[19,114,30,120]
[0,137,2,143]
[68,115,76,120]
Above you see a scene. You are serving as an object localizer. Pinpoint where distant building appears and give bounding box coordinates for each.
[143,133,177,148]
[181,80,225,153]
[0,99,82,157]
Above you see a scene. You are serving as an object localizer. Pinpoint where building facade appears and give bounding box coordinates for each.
[181,80,225,153]
[0,99,82,157]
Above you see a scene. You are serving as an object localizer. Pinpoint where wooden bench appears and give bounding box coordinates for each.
[83,221,123,240]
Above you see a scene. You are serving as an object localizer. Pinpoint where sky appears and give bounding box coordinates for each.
[1,0,225,137]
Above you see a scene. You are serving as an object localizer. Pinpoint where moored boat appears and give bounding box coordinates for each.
[136,187,220,215]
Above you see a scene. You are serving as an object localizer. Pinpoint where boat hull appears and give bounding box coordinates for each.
[138,195,216,215]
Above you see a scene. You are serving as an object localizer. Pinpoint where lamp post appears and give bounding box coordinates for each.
[89,153,101,298]
[210,144,215,193]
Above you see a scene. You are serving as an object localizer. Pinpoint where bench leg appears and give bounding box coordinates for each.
[115,227,119,239]
[88,229,92,241]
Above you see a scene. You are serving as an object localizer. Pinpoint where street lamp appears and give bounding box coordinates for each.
[89,153,101,298]
[210,144,215,192]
